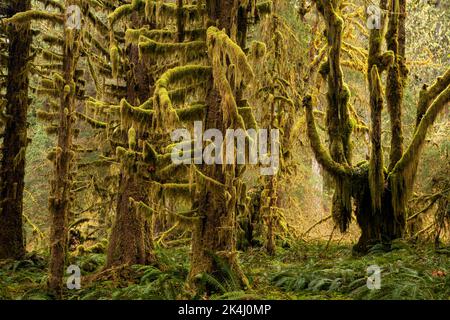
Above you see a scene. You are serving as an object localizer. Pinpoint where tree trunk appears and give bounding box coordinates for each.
[0,0,31,260]
[106,172,156,267]
[189,0,248,290]
[106,12,156,268]
[48,1,81,296]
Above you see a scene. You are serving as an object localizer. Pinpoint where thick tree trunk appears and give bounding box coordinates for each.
[189,89,247,288]
[106,173,155,267]
[0,0,31,260]
[106,12,156,268]
[189,0,248,289]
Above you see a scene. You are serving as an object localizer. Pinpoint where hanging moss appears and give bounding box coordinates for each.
[109,44,119,79]
[128,126,137,150]
[153,65,212,131]
[138,37,207,61]
[256,1,273,16]
[37,0,65,12]
[110,0,205,27]
[249,41,266,60]
[36,110,58,121]
[206,27,254,129]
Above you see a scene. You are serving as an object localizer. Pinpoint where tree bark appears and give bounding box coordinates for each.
[189,0,248,290]
[0,0,32,260]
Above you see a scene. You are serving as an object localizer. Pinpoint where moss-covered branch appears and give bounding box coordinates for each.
[4,10,64,26]
[416,67,450,127]
[76,112,107,129]
[303,95,352,178]
[389,84,450,219]
[138,37,206,61]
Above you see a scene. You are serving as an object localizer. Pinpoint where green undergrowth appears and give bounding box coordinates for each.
[0,242,448,300]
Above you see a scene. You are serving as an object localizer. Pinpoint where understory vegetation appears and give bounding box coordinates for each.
[1,242,449,300]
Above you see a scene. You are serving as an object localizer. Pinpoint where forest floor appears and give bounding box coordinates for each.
[1,241,449,300]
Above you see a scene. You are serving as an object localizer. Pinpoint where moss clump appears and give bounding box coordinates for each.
[250,41,266,60]
[109,45,119,79]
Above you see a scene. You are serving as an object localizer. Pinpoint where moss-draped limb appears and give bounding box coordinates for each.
[76,112,107,129]
[108,0,145,27]
[109,0,205,27]
[153,65,212,130]
[138,37,207,61]
[303,95,352,178]
[389,84,450,219]
[416,68,450,127]
[42,34,64,47]
[120,97,207,129]
[4,10,64,26]
[206,26,254,129]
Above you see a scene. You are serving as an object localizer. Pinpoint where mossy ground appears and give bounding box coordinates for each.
[1,241,449,300]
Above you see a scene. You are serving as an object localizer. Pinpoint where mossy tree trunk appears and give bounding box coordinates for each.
[0,0,32,260]
[48,0,81,296]
[315,0,353,233]
[188,0,249,289]
[106,12,156,268]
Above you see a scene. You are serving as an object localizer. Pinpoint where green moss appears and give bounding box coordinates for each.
[108,0,145,26]
[138,37,207,61]
[75,112,107,129]
[256,1,273,16]
[250,41,266,60]
[5,10,64,26]
[109,45,119,79]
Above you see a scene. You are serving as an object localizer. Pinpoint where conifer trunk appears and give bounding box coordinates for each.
[48,0,81,296]
[0,0,32,260]
[189,0,248,289]
[106,13,156,268]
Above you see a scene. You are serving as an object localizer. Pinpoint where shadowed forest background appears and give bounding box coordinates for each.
[0,0,449,300]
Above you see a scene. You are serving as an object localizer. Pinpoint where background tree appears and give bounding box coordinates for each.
[0,0,32,260]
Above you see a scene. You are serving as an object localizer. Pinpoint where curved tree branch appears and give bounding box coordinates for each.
[303,95,352,178]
